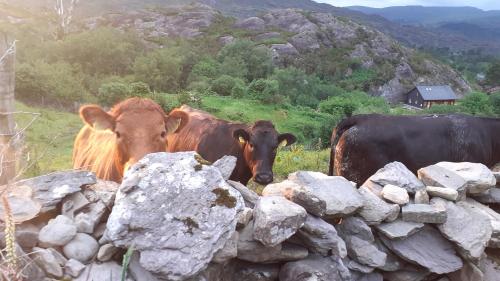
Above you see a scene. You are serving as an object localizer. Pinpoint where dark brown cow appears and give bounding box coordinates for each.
[73,98,188,182]
[167,105,296,185]
[329,114,500,184]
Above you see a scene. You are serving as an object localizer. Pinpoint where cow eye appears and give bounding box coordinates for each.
[161,131,167,138]
[115,131,121,138]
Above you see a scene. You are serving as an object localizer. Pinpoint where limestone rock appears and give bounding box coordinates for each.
[433,198,492,261]
[402,203,447,224]
[39,215,77,247]
[228,180,259,208]
[61,191,90,218]
[237,207,253,228]
[14,170,96,212]
[464,198,500,248]
[264,172,363,218]
[375,220,424,239]
[471,187,500,204]
[414,189,430,204]
[447,261,484,281]
[65,259,86,278]
[253,196,307,247]
[295,214,347,257]
[345,236,387,268]
[212,155,237,180]
[63,233,99,263]
[381,184,410,205]
[234,17,266,31]
[363,161,425,194]
[0,185,41,223]
[380,226,463,274]
[358,186,401,225]
[436,162,496,194]
[418,165,467,200]
[107,152,244,280]
[426,186,459,201]
[213,231,238,264]
[336,216,374,242]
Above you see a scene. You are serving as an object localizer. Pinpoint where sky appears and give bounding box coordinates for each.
[314,0,500,10]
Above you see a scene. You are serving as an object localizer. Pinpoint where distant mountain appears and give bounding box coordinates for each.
[348,5,500,45]
[347,6,500,25]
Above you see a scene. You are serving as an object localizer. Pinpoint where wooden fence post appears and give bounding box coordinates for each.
[0,34,16,185]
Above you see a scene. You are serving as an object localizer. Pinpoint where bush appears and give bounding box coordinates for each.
[97,82,132,106]
[460,92,493,116]
[318,91,389,117]
[16,60,91,107]
[133,47,183,92]
[248,79,282,104]
[486,61,500,87]
[231,82,247,98]
[490,92,500,116]
[211,75,245,97]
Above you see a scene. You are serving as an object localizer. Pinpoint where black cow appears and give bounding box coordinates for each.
[329,114,500,184]
[167,105,296,185]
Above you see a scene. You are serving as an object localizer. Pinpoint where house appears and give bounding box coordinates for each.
[406,85,458,109]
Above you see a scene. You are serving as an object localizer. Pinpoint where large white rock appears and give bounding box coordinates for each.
[38,215,77,247]
[418,165,467,200]
[263,171,363,218]
[436,162,496,194]
[253,196,307,247]
[381,184,409,205]
[106,152,244,281]
[426,186,459,201]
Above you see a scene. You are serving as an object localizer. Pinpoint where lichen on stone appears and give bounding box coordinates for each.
[212,188,236,208]
[181,217,199,234]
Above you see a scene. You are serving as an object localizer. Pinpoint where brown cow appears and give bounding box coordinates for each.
[73,98,188,182]
[167,105,296,185]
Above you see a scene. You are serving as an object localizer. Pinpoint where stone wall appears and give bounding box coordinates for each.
[1,151,500,281]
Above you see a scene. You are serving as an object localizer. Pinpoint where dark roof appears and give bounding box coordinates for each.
[414,85,457,101]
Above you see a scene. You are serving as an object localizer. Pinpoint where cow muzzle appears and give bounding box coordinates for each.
[254,172,273,185]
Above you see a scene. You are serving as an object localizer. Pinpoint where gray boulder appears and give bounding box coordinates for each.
[253,196,307,247]
[212,155,237,180]
[336,216,374,242]
[357,186,400,225]
[38,215,77,247]
[106,152,244,280]
[363,161,424,194]
[433,198,492,261]
[212,231,238,264]
[380,226,463,274]
[472,187,500,204]
[464,198,500,248]
[228,180,259,208]
[14,170,96,212]
[344,236,387,268]
[280,254,351,281]
[63,233,99,263]
[375,220,424,239]
[401,203,447,224]
[295,214,347,257]
[264,172,363,218]
[418,165,467,200]
[436,162,496,194]
[0,185,41,223]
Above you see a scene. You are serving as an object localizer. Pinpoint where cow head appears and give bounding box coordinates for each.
[233,121,296,185]
[79,98,188,176]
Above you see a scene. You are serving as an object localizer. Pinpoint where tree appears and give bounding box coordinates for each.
[54,0,79,39]
[248,79,282,104]
[486,61,500,87]
[460,92,493,115]
[133,48,183,92]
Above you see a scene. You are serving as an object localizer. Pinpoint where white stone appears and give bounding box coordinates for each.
[381,184,409,205]
[426,186,458,201]
[63,233,99,263]
[38,215,77,247]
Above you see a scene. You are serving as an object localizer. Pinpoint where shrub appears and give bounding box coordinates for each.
[211,75,245,96]
[248,79,282,104]
[133,47,183,92]
[16,60,90,107]
[97,82,132,106]
[460,92,493,116]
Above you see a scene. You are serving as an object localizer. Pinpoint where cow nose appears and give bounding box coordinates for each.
[255,173,273,184]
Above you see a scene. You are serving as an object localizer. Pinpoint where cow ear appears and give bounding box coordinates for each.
[278,133,296,147]
[165,111,189,134]
[233,129,250,144]
[80,105,115,131]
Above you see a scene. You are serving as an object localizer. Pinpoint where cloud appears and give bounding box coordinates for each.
[314,0,500,10]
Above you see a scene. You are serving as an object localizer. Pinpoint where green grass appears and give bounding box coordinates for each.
[14,101,81,178]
